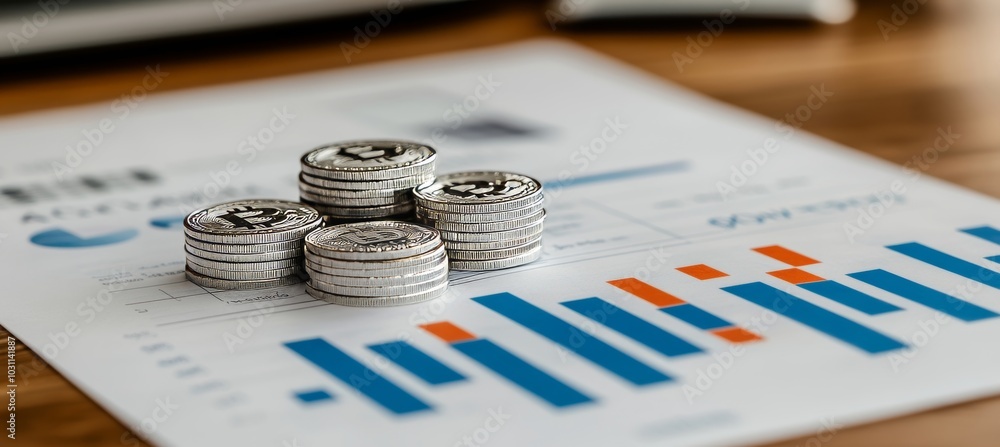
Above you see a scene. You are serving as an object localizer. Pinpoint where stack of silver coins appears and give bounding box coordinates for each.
[303,221,449,306]
[183,199,322,290]
[414,172,544,271]
[299,141,436,221]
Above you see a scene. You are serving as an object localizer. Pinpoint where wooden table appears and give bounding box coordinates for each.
[3,0,1000,445]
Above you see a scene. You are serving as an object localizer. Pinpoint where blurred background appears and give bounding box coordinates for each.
[1,0,998,197]
[2,0,1000,445]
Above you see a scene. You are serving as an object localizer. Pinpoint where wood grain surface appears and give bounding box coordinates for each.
[2,0,999,445]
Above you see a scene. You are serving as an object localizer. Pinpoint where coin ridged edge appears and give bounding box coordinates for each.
[416,200,543,223]
[449,247,543,271]
[186,267,304,290]
[185,236,304,254]
[306,282,448,307]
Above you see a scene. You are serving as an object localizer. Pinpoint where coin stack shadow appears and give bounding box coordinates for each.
[184,200,322,290]
[303,222,450,307]
[299,141,436,222]
[414,172,545,271]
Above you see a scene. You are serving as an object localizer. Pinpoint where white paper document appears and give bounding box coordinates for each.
[3,40,1000,447]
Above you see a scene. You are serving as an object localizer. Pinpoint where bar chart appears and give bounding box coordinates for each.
[281,225,1000,416]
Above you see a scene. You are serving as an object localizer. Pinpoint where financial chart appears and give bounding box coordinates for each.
[2,41,1000,447]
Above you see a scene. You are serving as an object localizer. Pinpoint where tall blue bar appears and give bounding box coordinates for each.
[848,269,999,322]
[473,293,672,386]
[798,280,902,315]
[368,341,466,386]
[452,339,593,408]
[962,226,1000,245]
[887,242,1000,290]
[659,303,732,330]
[285,338,432,415]
[562,297,703,358]
[721,282,907,354]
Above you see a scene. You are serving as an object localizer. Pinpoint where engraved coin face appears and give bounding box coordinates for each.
[184,199,321,244]
[305,221,441,260]
[301,141,436,180]
[414,171,543,212]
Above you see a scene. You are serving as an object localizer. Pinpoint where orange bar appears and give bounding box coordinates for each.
[767,268,825,285]
[711,327,763,343]
[608,278,686,307]
[752,245,819,266]
[420,322,477,343]
[676,264,729,280]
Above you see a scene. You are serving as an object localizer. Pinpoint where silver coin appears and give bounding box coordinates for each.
[306,282,447,307]
[184,236,303,254]
[306,262,448,287]
[185,245,303,263]
[306,253,447,279]
[186,266,305,290]
[416,199,544,223]
[420,210,545,232]
[186,262,302,281]
[300,141,436,180]
[298,178,413,199]
[446,239,543,261]
[186,251,302,271]
[299,172,433,191]
[443,234,542,251]
[184,199,321,244]
[299,191,407,207]
[450,246,543,271]
[309,272,448,297]
[304,200,415,218]
[439,221,544,243]
[306,244,446,272]
[305,221,440,260]
[414,171,542,213]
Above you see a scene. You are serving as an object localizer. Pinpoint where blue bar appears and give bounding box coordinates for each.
[368,341,466,386]
[660,303,731,330]
[887,242,1000,290]
[848,269,999,322]
[962,226,1000,245]
[721,282,907,354]
[452,339,593,408]
[799,280,902,315]
[988,255,1000,264]
[473,293,672,386]
[295,389,334,403]
[562,298,703,358]
[285,338,432,415]
[545,161,689,190]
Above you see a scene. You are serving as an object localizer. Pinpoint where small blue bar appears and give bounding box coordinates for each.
[285,338,432,415]
[368,341,466,386]
[562,297,703,358]
[887,242,1000,290]
[799,280,902,315]
[988,255,1000,264]
[473,293,672,386]
[660,303,731,330]
[961,226,1000,245]
[848,269,999,322]
[721,282,906,354]
[453,339,593,408]
[295,389,334,403]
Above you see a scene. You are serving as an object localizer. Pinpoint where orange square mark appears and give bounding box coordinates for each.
[608,278,686,307]
[420,322,477,343]
[767,268,825,285]
[676,264,729,280]
[712,327,763,344]
[752,245,820,267]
